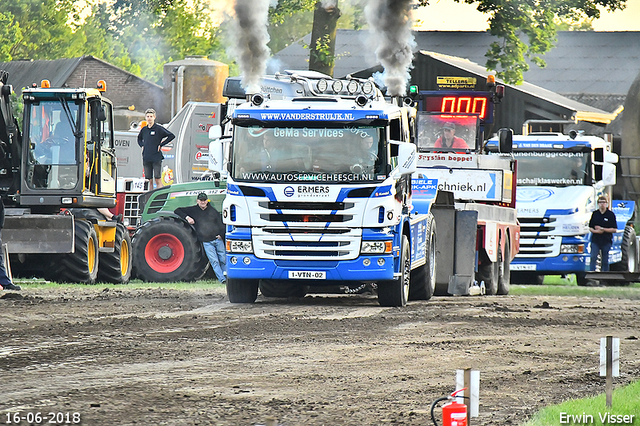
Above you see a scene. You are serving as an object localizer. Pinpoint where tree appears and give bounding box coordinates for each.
[414,0,626,84]
[0,12,21,62]
[1,0,86,60]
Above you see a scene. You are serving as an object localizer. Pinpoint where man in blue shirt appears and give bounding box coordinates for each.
[137,108,175,190]
[589,195,618,271]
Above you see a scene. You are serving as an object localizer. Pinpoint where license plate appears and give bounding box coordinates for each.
[288,271,326,279]
[510,264,536,271]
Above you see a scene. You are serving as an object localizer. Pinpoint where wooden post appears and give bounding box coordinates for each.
[606,335,613,408]
[464,368,472,424]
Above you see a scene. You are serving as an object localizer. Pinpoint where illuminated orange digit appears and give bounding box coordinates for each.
[457,97,472,113]
[442,97,456,113]
[473,97,487,119]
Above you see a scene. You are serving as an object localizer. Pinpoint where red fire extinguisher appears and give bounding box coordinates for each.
[430,388,468,426]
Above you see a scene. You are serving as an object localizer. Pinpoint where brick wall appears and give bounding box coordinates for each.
[67,58,169,123]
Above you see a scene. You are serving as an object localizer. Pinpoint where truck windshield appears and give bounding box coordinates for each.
[231,126,384,183]
[26,100,80,190]
[416,113,478,152]
[514,151,589,186]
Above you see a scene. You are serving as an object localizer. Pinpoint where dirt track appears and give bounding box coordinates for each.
[1,286,639,426]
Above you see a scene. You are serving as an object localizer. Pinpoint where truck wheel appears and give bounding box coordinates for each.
[576,272,590,286]
[497,240,510,295]
[409,216,436,300]
[47,219,99,284]
[259,280,308,298]
[378,235,410,307]
[227,278,259,303]
[132,217,209,282]
[476,247,499,295]
[611,226,638,272]
[98,223,132,284]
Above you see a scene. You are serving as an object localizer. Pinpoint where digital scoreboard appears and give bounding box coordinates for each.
[419,91,494,123]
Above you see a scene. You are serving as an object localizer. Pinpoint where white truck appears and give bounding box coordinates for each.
[209,72,436,306]
[485,130,638,285]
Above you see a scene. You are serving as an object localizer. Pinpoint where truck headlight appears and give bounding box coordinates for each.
[361,241,392,254]
[560,244,584,254]
[226,240,253,253]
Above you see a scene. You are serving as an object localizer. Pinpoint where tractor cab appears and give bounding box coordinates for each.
[20,80,117,212]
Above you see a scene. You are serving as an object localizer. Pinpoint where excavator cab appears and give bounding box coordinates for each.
[20,81,117,213]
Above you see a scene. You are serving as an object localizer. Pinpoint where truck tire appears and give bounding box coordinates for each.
[259,280,308,298]
[46,219,99,284]
[227,278,259,303]
[132,217,209,282]
[98,223,132,284]
[497,239,510,295]
[409,216,436,300]
[476,247,499,295]
[378,235,410,307]
[611,226,638,272]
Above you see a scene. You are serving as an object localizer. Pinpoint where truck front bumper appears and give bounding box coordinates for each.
[511,254,590,274]
[226,254,395,282]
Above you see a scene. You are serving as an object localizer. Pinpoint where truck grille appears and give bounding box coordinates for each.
[516,217,560,257]
[251,200,362,260]
[123,193,141,228]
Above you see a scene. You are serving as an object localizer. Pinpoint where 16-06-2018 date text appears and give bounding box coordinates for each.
[4,412,81,424]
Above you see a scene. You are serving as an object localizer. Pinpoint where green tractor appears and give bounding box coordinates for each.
[132,180,226,282]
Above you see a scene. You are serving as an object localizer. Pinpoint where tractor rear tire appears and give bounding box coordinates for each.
[132,217,209,282]
[98,223,132,284]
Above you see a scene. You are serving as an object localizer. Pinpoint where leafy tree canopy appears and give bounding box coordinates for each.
[415,0,626,84]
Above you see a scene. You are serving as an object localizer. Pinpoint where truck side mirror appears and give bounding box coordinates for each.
[391,142,417,177]
[498,128,513,153]
[98,106,107,122]
[208,125,223,173]
[601,162,616,186]
[604,152,618,164]
[208,125,222,141]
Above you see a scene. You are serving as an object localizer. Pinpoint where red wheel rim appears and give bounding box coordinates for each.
[145,233,185,273]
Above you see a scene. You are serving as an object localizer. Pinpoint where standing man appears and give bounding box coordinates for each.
[0,197,20,291]
[137,108,175,190]
[175,193,226,284]
[589,195,618,271]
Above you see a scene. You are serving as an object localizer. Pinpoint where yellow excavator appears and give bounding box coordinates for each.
[0,71,131,283]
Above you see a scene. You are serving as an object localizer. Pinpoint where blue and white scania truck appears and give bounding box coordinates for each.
[209,72,437,306]
[486,130,638,285]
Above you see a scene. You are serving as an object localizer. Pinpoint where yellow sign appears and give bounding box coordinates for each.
[437,76,477,89]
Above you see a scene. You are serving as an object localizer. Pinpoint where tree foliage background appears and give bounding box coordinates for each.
[0,0,627,85]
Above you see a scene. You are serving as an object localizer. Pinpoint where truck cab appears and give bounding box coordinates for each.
[485,131,635,285]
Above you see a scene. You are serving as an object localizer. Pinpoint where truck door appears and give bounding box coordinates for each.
[92,100,116,196]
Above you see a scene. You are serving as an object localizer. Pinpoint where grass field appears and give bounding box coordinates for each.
[522,380,640,426]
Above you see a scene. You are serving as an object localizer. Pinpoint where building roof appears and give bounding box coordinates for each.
[0,57,83,91]
[0,55,162,92]
[274,30,640,96]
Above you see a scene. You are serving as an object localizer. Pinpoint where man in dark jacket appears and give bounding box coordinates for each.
[0,198,20,291]
[589,195,618,271]
[137,108,175,190]
[175,192,226,283]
